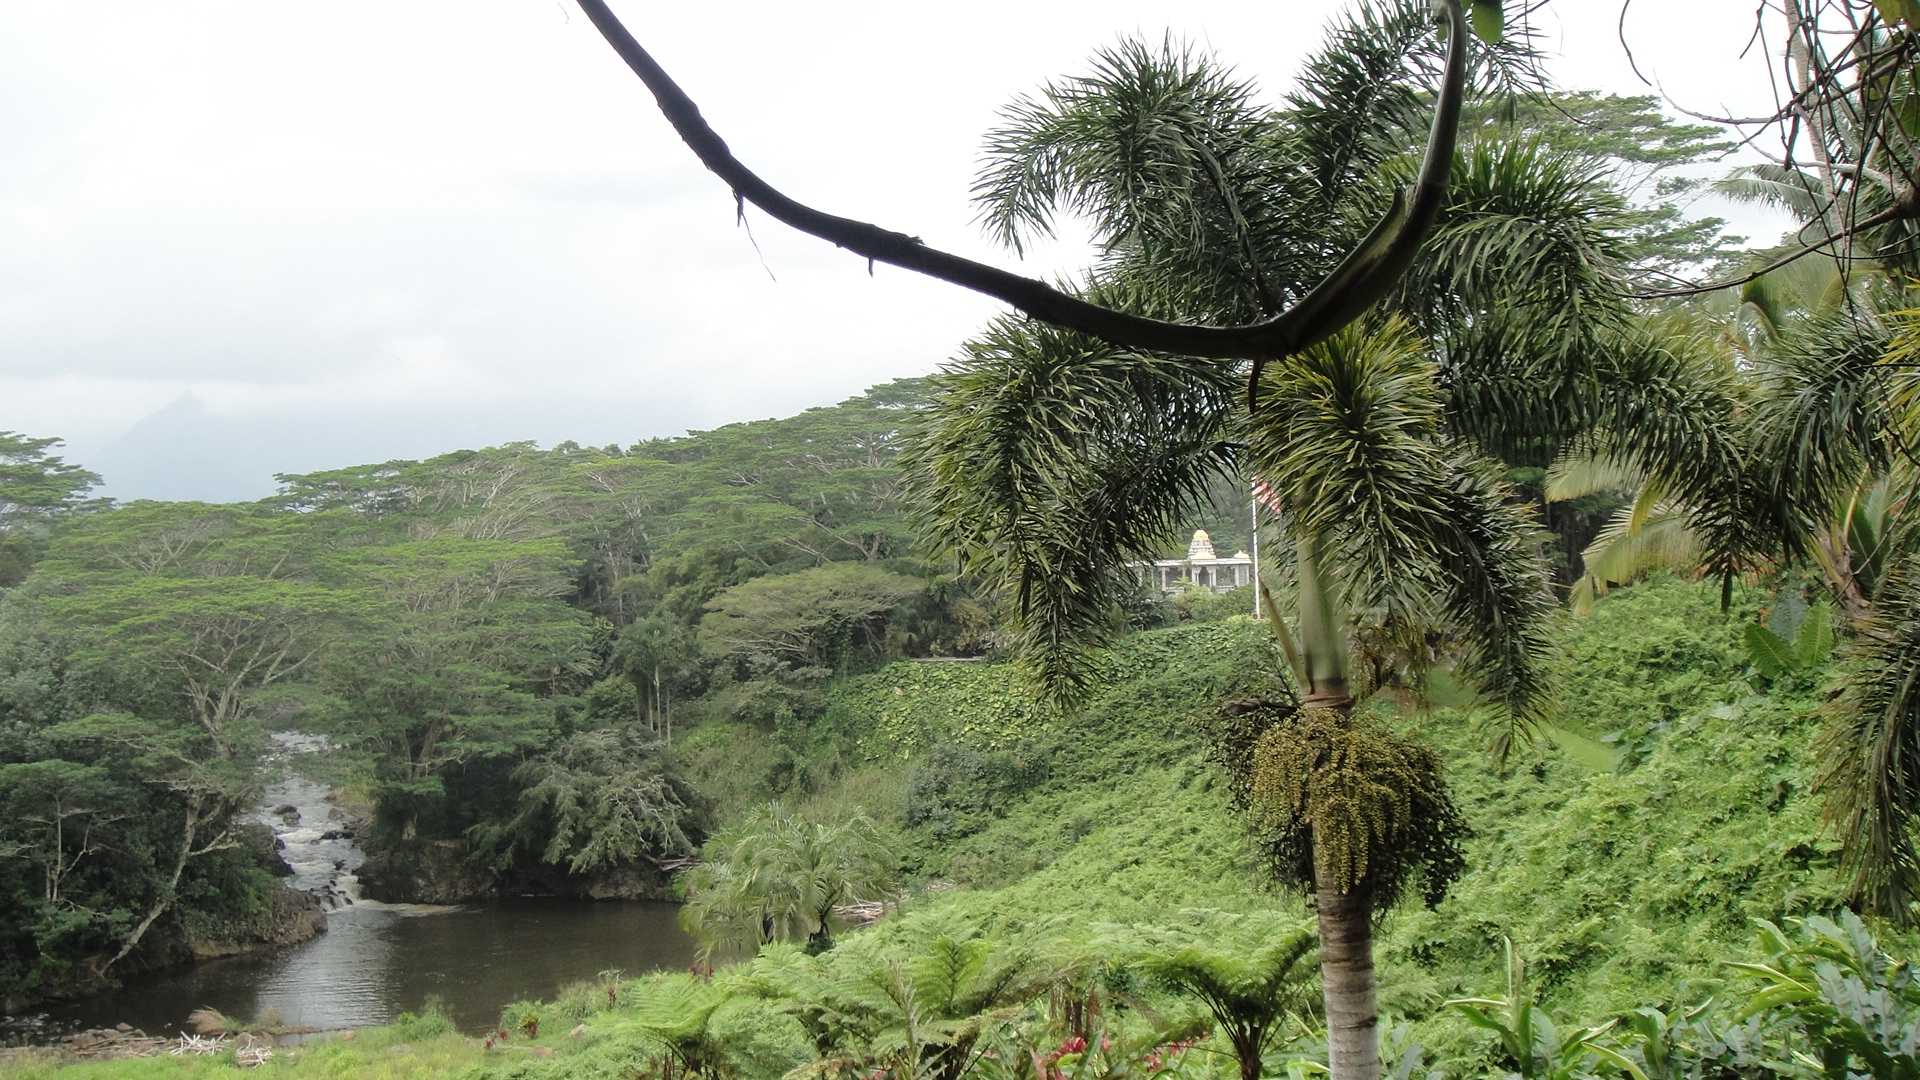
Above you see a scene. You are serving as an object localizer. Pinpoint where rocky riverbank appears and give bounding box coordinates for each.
[0,865,326,1015]
[0,1024,170,1062]
[185,883,328,961]
[357,840,676,904]
[0,1025,287,1066]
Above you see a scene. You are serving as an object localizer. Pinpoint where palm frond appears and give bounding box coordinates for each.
[1426,456,1560,737]
[1249,319,1445,630]
[1404,136,1637,463]
[1747,309,1897,563]
[1875,303,1920,429]
[1817,553,1920,925]
[1584,315,1751,591]
[1732,256,1852,339]
[971,37,1290,318]
[1575,502,1701,604]
[1284,0,1441,211]
[1248,318,1556,730]
[905,302,1241,709]
[1249,318,1439,517]
[1714,164,1834,220]
[1436,316,1596,465]
[1412,136,1634,324]
[1543,451,1642,503]
[1283,0,1540,213]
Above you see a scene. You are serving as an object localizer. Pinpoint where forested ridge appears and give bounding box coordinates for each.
[0,379,1021,1002]
[0,372,1286,1004]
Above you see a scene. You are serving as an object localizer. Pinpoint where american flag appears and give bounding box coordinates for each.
[1251,476,1285,516]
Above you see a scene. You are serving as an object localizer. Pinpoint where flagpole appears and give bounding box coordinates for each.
[1250,481,1261,618]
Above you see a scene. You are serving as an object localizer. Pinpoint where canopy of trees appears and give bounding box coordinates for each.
[0,382,995,999]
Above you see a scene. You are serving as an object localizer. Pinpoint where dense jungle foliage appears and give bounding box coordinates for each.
[0,378,1275,1003]
[10,0,1920,1075]
[2,577,1905,1080]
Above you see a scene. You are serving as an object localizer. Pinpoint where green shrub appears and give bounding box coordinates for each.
[825,661,1044,757]
[1168,586,1258,625]
[901,739,1052,840]
[358,1002,457,1048]
[500,999,547,1039]
[1723,911,1920,1079]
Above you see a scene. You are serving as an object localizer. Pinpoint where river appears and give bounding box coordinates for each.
[40,735,701,1037]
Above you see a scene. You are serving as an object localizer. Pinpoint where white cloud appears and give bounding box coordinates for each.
[0,0,1801,500]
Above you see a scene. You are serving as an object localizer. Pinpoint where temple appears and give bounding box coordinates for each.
[1138,530,1254,594]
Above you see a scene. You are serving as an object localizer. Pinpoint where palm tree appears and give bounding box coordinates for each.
[1538,278,1920,921]
[912,309,1543,1080]
[678,803,896,959]
[907,8,1656,1079]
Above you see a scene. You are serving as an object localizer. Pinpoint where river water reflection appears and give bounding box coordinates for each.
[36,734,701,1038]
[47,898,701,1036]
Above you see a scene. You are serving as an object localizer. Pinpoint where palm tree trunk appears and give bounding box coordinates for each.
[1296,537,1351,707]
[1317,878,1378,1080]
[1297,536,1371,1078]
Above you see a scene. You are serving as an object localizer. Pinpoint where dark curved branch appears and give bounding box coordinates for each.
[573,0,1468,364]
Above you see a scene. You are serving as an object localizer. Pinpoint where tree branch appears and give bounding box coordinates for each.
[572,0,1469,364]
[1627,197,1918,300]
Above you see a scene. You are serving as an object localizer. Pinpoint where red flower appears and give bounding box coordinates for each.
[1145,1038,1197,1074]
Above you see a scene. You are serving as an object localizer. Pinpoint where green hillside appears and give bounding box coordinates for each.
[0,376,1908,1080]
[672,575,1856,1032]
[2,575,1886,1080]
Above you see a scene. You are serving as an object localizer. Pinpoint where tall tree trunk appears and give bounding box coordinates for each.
[1317,878,1378,1080]
[105,796,203,972]
[1256,535,1380,1079]
[1296,535,1370,1078]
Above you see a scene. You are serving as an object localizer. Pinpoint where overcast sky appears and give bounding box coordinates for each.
[0,1,1794,501]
